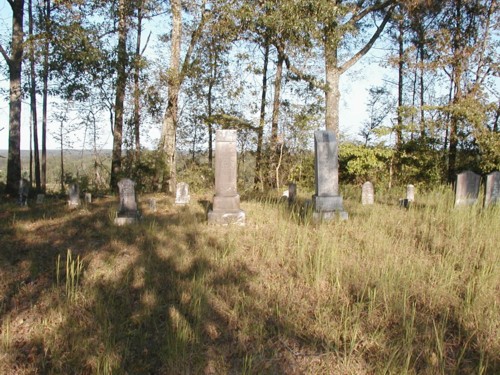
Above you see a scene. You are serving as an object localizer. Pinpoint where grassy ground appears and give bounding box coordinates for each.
[0,187,499,374]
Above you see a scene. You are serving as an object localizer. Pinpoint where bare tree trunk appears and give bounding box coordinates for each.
[324,41,341,134]
[0,0,25,195]
[133,0,143,164]
[40,0,50,192]
[207,53,216,167]
[269,48,284,188]
[110,0,128,190]
[29,0,41,191]
[254,41,269,190]
[60,119,64,193]
[158,0,181,193]
[396,17,404,151]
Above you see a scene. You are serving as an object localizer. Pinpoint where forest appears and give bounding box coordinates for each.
[0,0,499,195]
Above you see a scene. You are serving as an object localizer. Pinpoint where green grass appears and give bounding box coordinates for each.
[0,187,498,374]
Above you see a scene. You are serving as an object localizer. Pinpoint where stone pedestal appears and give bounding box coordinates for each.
[68,183,80,208]
[175,182,190,205]
[312,131,347,221]
[406,184,415,202]
[208,130,245,225]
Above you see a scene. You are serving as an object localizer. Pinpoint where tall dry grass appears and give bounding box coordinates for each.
[0,187,498,374]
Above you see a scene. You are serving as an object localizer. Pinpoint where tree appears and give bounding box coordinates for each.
[157,0,209,193]
[0,0,24,195]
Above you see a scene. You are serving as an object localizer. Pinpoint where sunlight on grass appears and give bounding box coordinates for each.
[0,189,498,373]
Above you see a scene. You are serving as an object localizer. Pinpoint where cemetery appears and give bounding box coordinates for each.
[0,0,499,373]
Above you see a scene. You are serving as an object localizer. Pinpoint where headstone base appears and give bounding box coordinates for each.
[114,211,140,226]
[68,201,80,208]
[207,209,245,226]
[312,195,348,221]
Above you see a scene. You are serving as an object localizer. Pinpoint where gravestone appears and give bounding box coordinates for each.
[18,178,30,206]
[114,178,140,225]
[361,181,374,205]
[455,171,481,206]
[36,194,45,204]
[288,183,297,205]
[84,192,92,204]
[406,184,415,202]
[208,130,245,225]
[175,182,190,205]
[312,130,348,220]
[68,183,80,207]
[148,198,157,212]
[484,171,500,207]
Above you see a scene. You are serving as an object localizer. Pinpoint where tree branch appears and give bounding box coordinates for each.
[347,0,394,27]
[0,43,10,65]
[180,1,209,82]
[281,47,326,91]
[340,7,394,74]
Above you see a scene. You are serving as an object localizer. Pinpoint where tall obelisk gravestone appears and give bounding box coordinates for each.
[312,130,348,221]
[208,130,245,225]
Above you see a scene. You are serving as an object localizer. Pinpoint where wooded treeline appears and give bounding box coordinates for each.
[1,0,498,194]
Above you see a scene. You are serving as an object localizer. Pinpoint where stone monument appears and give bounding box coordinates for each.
[175,182,190,205]
[148,198,157,212]
[361,181,374,205]
[18,178,30,206]
[114,178,140,225]
[312,130,348,220]
[68,183,80,207]
[406,184,415,202]
[455,170,481,206]
[208,130,245,225]
[288,183,297,205]
[84,192,92,204]
[484,171,500,207]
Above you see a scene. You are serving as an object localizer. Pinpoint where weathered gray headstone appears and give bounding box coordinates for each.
[484,171,500,207]
[148,198,157,212]
[68,183,80,207]
[288,183,297,205]
[36,194,45,204]
[84,192,92,204]
[361,181,374,205]
[114,178,140,225]
[208,130,245,225]
[312,131,348,220]
[455,171,481,206]
[406,184,415,202]
[18,178,30,206]
[175,182,190,205]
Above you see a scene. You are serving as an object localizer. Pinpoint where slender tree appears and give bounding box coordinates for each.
[0,0,25,195]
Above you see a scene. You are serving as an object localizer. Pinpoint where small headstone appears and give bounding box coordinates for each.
[18,178,30,206]
[36,194,45,204]
[484,171,500,207]
[455,171,481,206]
[114,178,140,225]
[312,130,347,221]
[406,184,415,202]
[149,198,157,212]
[175,182,190,205]
[361,181,374,205]
[68,183,80,207]
[84,192,92,204]
[288,183,297,205]
[208,130,245,225]
[399,198,410,209]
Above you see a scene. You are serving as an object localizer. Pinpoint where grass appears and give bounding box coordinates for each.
[0,187,499,374]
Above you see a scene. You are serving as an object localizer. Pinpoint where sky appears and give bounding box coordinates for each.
[0,0,393,151]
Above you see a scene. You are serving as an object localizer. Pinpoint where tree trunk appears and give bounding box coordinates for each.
[324,40,341,134]
[207,52,215,167]
[40,0,50,192]
[4,0,24,195]
[60,120,64,193]
[29,0,41,192]
[269,48,284,188]
[133,1,143,164]
[110,0,129,190]
[158,0,181,193]
[396,17,404,151]
[254,41,269,190]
